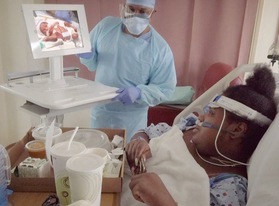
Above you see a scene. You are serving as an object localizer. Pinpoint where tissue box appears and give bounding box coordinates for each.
[17,157,50,178]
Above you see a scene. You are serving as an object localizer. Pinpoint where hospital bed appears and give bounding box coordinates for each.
[173,63,279,205]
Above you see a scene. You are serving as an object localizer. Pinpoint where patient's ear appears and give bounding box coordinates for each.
[228,122,247,139]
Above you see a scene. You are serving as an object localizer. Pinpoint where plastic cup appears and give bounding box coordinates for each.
[50,141,87,206]
[86,147,110,165]
[25,140,46,159]
[66,154,104,206]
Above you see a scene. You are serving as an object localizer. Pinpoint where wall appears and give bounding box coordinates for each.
[249,0,279,71]
[0,0,47,147]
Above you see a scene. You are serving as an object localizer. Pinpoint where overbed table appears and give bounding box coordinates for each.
[8,192,120,206]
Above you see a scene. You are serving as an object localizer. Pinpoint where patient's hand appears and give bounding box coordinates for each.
[129,172,177,206]
[126,135,151,174]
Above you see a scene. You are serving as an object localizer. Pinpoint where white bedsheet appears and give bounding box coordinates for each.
[121,126,209,206]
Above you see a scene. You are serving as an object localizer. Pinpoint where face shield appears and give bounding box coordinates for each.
[119,4,154,20]
[120,4,154,35]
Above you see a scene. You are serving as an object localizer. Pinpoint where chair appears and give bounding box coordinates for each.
[194,62,243,99]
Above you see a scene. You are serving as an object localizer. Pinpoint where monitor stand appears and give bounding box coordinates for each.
[27,56,87,92]
[1,55,118,110]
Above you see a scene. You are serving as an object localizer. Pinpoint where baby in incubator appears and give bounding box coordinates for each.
[38,20,79,42]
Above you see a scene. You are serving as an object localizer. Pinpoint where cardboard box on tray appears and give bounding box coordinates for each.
[6,127,126,193]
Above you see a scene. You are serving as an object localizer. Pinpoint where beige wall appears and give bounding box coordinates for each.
[0,0,46,147]
[249,0,279,71]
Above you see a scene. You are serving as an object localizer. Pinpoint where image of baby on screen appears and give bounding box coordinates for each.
[34,10,83,51]
[37,20,79,42]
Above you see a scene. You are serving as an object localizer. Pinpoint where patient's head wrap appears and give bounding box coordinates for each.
[126,0,156,8]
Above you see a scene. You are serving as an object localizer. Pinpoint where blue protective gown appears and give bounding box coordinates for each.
[80,16,177,141]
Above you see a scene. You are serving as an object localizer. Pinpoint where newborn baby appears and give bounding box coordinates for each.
[38,20,79,42]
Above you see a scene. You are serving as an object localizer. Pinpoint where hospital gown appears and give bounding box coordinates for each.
[137,114,248,206]
[210,174,247,206]
[79,16,176,141]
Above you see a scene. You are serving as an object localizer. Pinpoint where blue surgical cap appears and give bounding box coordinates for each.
[126,0,156,8]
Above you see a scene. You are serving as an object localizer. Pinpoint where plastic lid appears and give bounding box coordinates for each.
[32,124,62,140]
[0,144,11,185]
[66,154,104,173]
[25,140,45,152]
[50,141,86,157]
[55,129,112,151]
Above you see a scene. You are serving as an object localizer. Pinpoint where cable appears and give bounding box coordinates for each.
[196,108,249,167]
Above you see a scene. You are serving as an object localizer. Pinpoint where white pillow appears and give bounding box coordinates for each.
[247,107,279,206]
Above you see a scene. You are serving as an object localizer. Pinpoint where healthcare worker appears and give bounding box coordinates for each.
[77,0,177,142]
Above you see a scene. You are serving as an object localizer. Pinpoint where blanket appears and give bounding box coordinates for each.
[121,126,209,206]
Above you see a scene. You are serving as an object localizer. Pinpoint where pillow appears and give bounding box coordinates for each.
[247,108,279,206]
[161,86,195,105]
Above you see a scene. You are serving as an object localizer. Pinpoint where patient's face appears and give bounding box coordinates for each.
[191,107,230,156]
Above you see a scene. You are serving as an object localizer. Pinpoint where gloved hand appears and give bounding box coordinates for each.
[112,86,141,105]
[55,11,72,23]
[76,50,94,60]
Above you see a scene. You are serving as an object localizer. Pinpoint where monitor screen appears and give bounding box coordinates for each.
[22,4,91,59]
[21,4,91,89]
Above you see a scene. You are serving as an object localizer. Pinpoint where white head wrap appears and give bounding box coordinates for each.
[126,0,156,8]
[35,19,48,38]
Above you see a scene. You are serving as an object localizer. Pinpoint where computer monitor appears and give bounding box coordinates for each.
[22,4,91,89]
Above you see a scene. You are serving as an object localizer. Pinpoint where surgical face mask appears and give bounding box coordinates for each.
[123,16,150,35]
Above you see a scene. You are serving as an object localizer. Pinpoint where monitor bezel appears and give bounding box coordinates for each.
[22,4,91,59]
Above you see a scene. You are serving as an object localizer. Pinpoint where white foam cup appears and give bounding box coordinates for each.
[50,141,87,206]
[66,154,105,206]
[86,148,110,165]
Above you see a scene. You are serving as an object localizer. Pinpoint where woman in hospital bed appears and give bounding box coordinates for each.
[122,65,277,206]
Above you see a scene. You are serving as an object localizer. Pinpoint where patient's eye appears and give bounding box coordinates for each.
[208,108,215,116]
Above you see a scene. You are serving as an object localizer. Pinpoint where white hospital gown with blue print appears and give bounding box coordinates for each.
[210,174,247,206]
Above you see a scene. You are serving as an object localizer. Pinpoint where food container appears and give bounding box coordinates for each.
[25,140,46,159]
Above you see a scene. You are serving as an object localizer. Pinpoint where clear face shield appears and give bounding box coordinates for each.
[119,4,154,20]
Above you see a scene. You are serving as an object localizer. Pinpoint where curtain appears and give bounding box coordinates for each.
[45,0,259,93]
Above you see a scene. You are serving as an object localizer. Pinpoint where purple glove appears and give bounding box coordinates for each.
[112,86,141,105]
[55,11,71,23]
[76,50,94,60]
